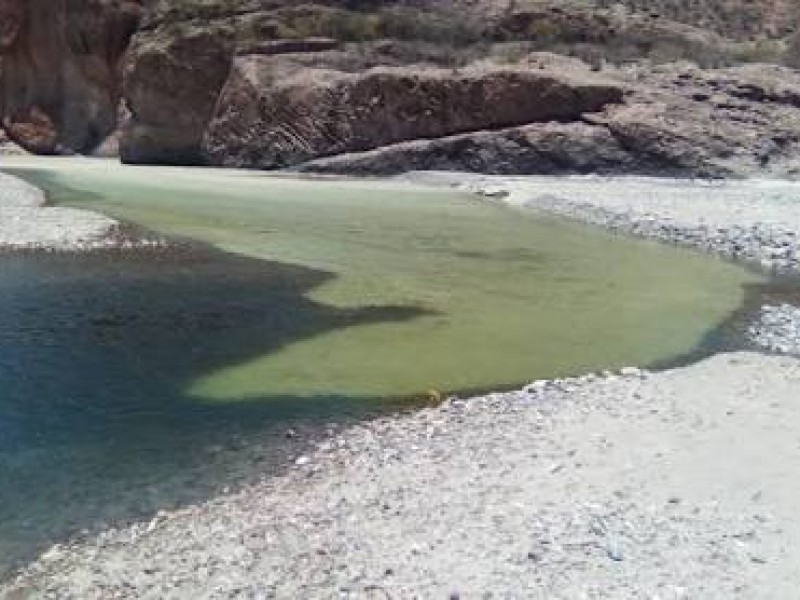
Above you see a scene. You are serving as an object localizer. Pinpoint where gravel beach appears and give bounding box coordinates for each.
[0,172,118,251]
[3,353,800,599]
[3,173,800,599]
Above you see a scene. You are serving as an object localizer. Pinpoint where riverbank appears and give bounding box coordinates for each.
[411,171,800,353]
[2,171,800,598]
[2,352,799,599]
[452,174,800,273]
[0,172,118,251]
[451,174,800,357]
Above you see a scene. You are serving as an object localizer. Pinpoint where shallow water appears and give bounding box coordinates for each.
[0,157,765,575]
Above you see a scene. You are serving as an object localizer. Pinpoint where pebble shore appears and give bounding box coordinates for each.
[3,173,800,598]
[461,175,800,273]
[0,173,120,251]
[750,304,800,355]
[4,353,800,599]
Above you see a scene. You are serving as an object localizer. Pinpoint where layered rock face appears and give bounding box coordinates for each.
[0,0,141,154]
[204,62,623,168]
[300,59,800,179]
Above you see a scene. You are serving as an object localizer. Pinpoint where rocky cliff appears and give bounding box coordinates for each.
[203,62,623,168]
[2,0,800,178]
[297,58,800,179]
[0,0,141,154]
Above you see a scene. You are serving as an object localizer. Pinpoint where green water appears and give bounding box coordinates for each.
[4,157,763,402]
[0,157,770,576]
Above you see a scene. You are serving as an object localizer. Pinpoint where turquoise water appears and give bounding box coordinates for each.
[0,157,765,576]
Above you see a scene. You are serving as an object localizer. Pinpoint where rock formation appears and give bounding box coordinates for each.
[203,62,624,169]
[3,0,800,179]
[592,63,800,178]
[0,0,141,154]
[120,27,234,164]
[299,60,800,179]
[296,121,654,176]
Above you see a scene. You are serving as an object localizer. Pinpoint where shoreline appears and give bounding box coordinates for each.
[5,353,800,598]
[2,168,800,597]
[407,172,800,274]
[0,172,120,252]
[414,170,800,357]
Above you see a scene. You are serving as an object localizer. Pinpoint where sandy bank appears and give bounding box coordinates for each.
[0,172,118,251]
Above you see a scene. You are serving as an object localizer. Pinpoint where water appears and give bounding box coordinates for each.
[0,157,765,575]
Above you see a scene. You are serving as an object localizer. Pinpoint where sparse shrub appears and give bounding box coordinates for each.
[263,5,482,46]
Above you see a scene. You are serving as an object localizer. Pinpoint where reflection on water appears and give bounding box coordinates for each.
[0,158,767,577]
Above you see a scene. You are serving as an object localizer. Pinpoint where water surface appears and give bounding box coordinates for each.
[0,157,765,575]
[5,158,765,398]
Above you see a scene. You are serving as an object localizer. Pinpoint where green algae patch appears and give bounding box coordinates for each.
[5,158,764,401]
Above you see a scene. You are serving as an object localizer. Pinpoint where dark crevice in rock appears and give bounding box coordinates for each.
[0,0,142,155]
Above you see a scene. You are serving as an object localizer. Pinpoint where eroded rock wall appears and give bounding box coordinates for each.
[4,0,800,179]
[203,62,624,169]
[299,60,800,179]
[120,0,798,170]
[0,0,141,154]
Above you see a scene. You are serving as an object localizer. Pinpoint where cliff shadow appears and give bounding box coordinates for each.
[0,246,434,578]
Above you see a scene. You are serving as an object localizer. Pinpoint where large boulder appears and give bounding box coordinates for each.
[296,61,800,179]
[295,121,657,176]
[120,27,234,165]
[0,0,140,154]
[116,0,482,165]
[202,61,624,169]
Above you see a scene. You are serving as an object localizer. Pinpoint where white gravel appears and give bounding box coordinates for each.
[750,305,800,355]
[0,173,118,250]
[495,176,800,271]
[3,353,800,599]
